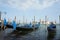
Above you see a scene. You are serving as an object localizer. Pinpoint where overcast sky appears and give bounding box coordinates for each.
[0,0,60,23]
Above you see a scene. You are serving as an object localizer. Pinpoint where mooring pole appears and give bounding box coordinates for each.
[26,18,27,24]
[0,11,4,30]
[0,11,7,30]
[19,20,20,24]
[54,20,56,24]
[23,16,24,24]
[33,16,35,30]
[0,11,1,20]
[45,16,47,26]
[14,16,16,22]
[3,12,7,30]
[0,11,2,29]
[59,15,60,25]
[45,16,48,31]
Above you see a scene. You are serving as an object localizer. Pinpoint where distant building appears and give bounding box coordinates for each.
[40,19,50,24]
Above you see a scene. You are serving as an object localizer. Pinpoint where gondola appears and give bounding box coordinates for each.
[6,22,40,31]
[2,17,40,31]
[47,22,56,31]
[16,22,40,31]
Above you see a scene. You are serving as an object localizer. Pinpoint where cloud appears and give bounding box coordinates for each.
[0,0,59,10]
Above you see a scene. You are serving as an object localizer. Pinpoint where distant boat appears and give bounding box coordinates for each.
[47,22,56,31]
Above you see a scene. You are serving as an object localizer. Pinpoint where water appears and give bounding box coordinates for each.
[0,24,60,40]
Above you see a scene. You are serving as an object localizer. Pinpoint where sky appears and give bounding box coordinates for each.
[0,0,60,23]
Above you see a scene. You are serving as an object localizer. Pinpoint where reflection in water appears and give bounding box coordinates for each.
[4,30,33,40]
[47,29,56,40]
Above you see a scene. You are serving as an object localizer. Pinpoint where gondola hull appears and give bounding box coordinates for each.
[47,27,56,31]
[6,24,13,28]
[47,25,56,31]
[16,27,38,31]
[0,22,1,28]
[6,24,39,31]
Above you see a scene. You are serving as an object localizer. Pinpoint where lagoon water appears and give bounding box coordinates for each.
[0,24,60,40]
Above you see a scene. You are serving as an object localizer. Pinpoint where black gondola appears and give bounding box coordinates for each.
[6,22,40,31]
[47,22,56,31]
